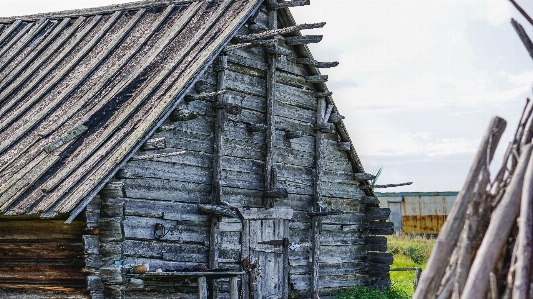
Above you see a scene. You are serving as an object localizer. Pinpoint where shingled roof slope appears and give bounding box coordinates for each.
[0,0,261,219]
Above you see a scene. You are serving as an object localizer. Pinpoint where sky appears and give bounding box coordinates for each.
[1,0,533,192]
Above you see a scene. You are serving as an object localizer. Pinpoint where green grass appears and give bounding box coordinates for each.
[336,284,410,299]
[336,232,436,298]
[387,232,435,296]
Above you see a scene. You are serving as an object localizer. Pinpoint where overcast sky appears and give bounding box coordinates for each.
[1,0,533,192]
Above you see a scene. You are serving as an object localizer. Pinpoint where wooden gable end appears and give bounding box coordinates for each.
[86,4,392,299]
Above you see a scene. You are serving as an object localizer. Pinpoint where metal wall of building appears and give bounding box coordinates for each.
[376,192,458,235]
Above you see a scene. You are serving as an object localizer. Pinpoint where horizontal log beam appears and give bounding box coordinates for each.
[292,57,339,68]
[225,39,277,52]
[366,207,391,221]
[305,75,328,83]
[315,91,333,98]
[263,188,289,198]
[307,208,343,216]
[328,112,345,123]
[233,22,326,43]
[169,109,198,122]
[337,142,351,151]
[246,123,268,132]
[360,182,413,189]
[264,46,291,56]
[267,0,310,9]
[185,90,227,102]
[354,173,376,181]
[361,196,379,205]
[315,122,335,133]
[285,130,304,139]
[285,35,323,45]
[197,204,239,218]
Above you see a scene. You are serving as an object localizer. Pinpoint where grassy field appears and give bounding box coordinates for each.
[336,232,436,299]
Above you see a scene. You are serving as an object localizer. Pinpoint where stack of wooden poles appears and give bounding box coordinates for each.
[413,100,533,299]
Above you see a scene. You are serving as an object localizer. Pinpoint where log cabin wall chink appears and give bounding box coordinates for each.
[0,0,393,298]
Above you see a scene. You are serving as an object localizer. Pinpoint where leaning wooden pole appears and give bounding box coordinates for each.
[461,144,533,299]
[512,151,533,298]
[413,116,507,299]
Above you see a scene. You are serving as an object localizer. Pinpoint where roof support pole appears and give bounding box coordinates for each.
[311,97,327,299]
[264,3,277,209]
[208,55,228,299]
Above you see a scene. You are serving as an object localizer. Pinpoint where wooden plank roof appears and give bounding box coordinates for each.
[0,0,262,219]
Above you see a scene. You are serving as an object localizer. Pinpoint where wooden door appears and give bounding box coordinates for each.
[240,208,293,299]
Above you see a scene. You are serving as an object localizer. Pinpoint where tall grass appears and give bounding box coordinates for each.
[336,232,436,298]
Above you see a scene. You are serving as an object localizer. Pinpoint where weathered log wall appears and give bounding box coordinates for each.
[0,216,91,299]
[85,5,391,299]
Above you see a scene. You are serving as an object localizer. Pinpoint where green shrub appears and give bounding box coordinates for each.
[336,284,410,299]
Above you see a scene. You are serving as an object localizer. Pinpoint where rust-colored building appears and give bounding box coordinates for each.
[376,192,458,235]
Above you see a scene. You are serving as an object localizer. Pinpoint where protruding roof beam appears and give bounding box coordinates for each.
[305,75,328,83]
[267,0,310,9]
[292,57,339,68]
[224,38,276,51]
[233,22,325,43]
[285,35,322,45]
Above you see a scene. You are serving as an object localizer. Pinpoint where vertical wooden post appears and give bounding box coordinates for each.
[311,97,326,299]
[208,55,227,299]
[264,4,278,209]
[198,276,208,299]
[241,220,250,299]
[230,277,239,299]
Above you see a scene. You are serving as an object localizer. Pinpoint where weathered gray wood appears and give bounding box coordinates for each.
[366,208,391,221]
[368,221,394,235]
[170,109,199,122]
[230,276,238,299]
[100,181,125,198]
[366,236,387,252]
[98,217,124,242]
[87,275,103,291]
[234,22,325,43]
[305,75,328,83]
[368,252,394,265]
[285,130,304,139]
[225,38,277,51]
[86,253,103,270]
[512,19,533,61]
[267,0,309,9]
[198,204,239,218]
[100,198,124,219]
[360,196,380,205]
[83,235,100,254]
[353,173,376,181]
[462,147,532,299]
[328,113,345,123]
[414,116,507,299]
[197,276,207,299]
[141,137,166,151]
[513,151,533,298]
[99,242,122,262]
[337,142,351,151]
[239,208,294,220]
[100,265,123,284]
[285,35,323,45]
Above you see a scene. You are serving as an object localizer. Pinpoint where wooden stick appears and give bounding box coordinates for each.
[513,151,533,298]
[512,18,533,61]
[461,144,532,299]
[413,116,507,299]
[489,272,498,299]
[509,0,533,27]
[453,167,490,297]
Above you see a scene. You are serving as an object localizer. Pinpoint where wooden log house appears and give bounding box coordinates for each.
[0,0,393,298]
